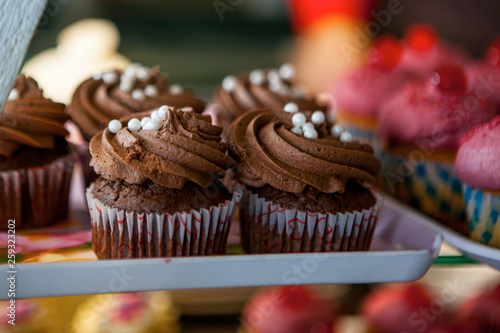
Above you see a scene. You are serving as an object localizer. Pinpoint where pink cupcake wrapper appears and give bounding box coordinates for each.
[0,153,75,229]
[241,190,383,253]
[86,185,244,259]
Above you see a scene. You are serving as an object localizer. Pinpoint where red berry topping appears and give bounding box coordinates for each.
[430,64,468,95]
[486,37,500,67]
[368,36,403,71]
[405,24,437,52]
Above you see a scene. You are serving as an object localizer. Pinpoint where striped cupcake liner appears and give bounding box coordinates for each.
[464,184,500,248]
[0,153,75,229]
[240,190,382,253]
[378,151,466,223]
[86,185,244,259]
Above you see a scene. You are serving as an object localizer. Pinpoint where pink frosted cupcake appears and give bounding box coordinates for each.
[456,117,500,248]
[465,37,500,104]
[333,36,409,145]
[378,64,499,231]
[400,24,469,76]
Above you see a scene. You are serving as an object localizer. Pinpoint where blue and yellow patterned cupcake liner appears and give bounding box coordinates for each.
[464,184,500,248]
[378,151,466,222]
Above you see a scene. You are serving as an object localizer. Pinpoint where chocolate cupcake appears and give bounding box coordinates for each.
[227,108,382,253]
[0,75,75,229]
[68,63,207,186]
[211,63,327,132]
[69,63,206,141]
[87,106,243,259]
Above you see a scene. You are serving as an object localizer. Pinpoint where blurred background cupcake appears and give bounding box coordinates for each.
[465,36,500,105]
[456,117,500,248]
[71,292,180,333]
[67,63,207,186]
[399,24,469,77]
[332,36,410,145]
[87,106,241,259]
[227,107,382,253]
[377,64,499,234]
[241,285,337,333]
[0,75,75,230]
[211,63,327,135]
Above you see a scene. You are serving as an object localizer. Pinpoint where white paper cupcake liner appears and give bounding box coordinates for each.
[0,153,75,229]
[240,190,383,253]
[86,185,244,259]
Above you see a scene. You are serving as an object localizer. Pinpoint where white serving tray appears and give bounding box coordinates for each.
[385,197,500,270]
[0,197,442,300]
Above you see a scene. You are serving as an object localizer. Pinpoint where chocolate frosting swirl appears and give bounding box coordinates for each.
[90,107,234,189]
[69,67,206,141]
[213,68,327,121]
[0,75,68,157]
[227,109,381,193]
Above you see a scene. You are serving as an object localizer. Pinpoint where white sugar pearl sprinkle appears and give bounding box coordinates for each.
[267,69,279,83]
[142,119,161,131]
[284,102,299,113]
[291,127,303,135]
[302,122,315,132]
[92,72,102,80]
[249,69,265,85]
[222,76,237,92]
[131,89,146,100]
[158,105,169,118]
[124,64,139,77]
[140,117,151,127]
[127,118,141,132]
[108,119,122,133]
[340,132,353,142]
[303,129,318,139]
[102,71,118,85]
[331,124,344,137]
[270,82,286,95]
[119,82,133,93]
[144,85,159,97]
[279,63,295,80]
[151,110,161,122]
[136,67,150,81]
[292,85,307,98]
[170,84,184,95]
[291,113,306,127]
[311,110,325,124]
[120,74,135,85]
[8,89,20,100]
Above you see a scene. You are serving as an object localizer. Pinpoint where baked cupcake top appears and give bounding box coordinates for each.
[379,64,499,150]
[333,36,410,118]
[68,63,206,141]
[226,107,381,193]
[90,106,233,189]
[213,63,327,121]
[0,75,68,158]
[455,117,500,190]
